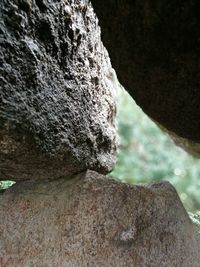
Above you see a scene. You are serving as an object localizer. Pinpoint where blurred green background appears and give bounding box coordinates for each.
[110,87,200,216]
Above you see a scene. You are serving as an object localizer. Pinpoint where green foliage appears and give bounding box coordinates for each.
[0,181,15,192]
[111,88,200,213]
[189,212,200,232]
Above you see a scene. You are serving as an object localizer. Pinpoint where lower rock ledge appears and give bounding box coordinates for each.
[0,170,199,267]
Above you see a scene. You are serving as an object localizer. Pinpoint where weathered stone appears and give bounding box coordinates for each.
[0,171,199,266]
[92,0,200,144]
[157,121,200,157]
[0,0,118,181]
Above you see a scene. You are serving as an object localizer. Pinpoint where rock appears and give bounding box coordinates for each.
[92,0,200,144]
[0,171,199,266]
[0,0,118,181]
[157,121,200,157]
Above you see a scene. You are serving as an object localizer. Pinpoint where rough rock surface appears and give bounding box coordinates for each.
[92,0,200,143]
[0,0,117,181]
[0,171,199,267]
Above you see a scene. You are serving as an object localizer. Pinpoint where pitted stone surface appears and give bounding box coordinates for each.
[0,0,118,180]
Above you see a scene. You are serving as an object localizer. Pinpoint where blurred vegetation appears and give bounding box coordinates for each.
[0,181,15,193]
[189,212,200,233]
[110,88,200,217]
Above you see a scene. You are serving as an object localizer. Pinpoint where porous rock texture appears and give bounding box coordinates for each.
[92,0,200,146]
[0,0,118,181]
[0,171,199,267]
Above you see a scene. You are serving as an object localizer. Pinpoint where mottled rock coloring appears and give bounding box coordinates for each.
[0,171,199,266]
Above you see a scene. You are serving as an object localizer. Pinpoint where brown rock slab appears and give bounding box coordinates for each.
[0,171,199,266]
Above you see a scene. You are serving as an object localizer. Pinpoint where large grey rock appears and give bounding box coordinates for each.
[0,0,118,181]
[0,171,199,267]
[92,0,200,145]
